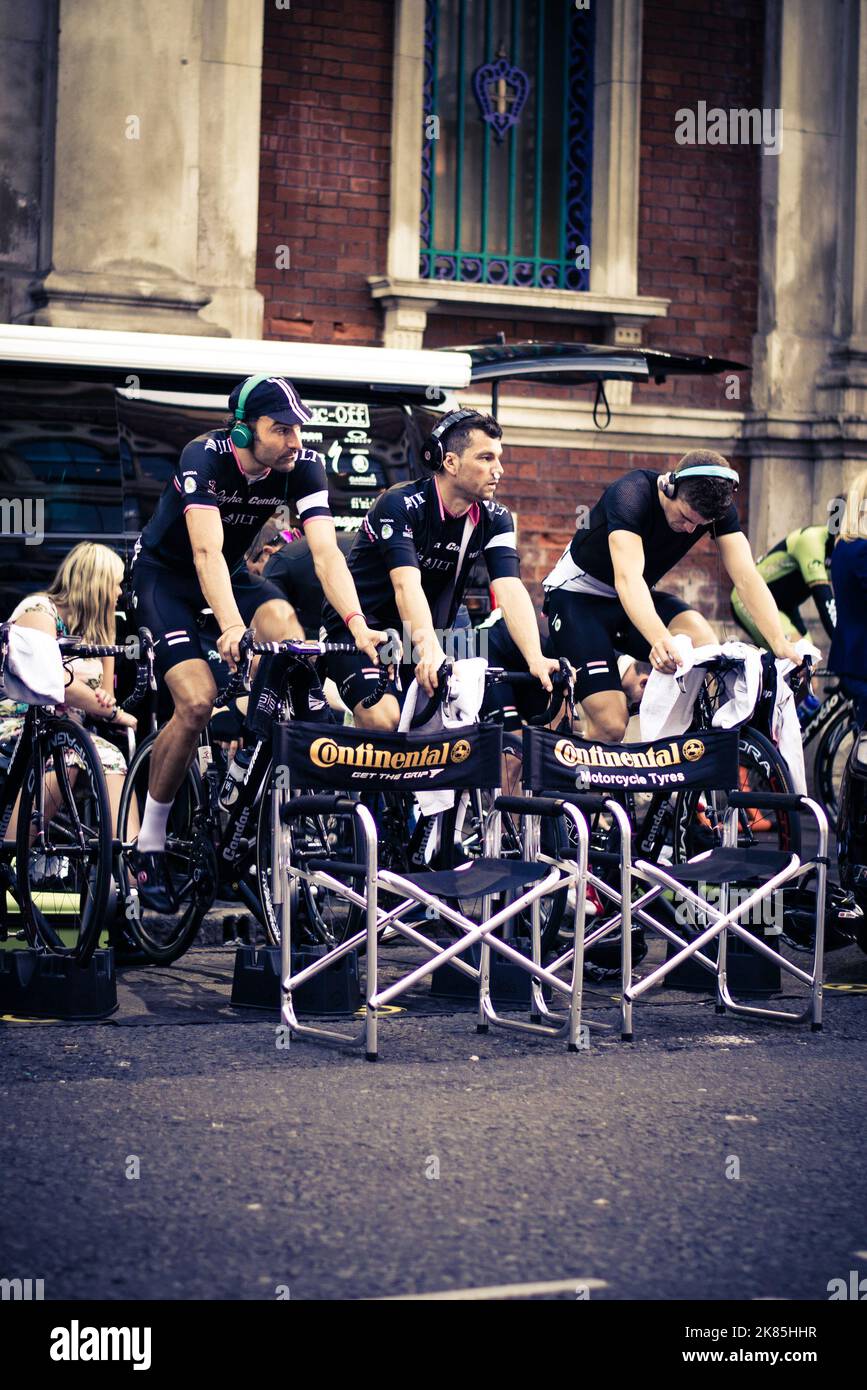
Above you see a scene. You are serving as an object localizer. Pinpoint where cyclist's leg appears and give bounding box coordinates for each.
[731,587,801,647]
[147,658,218,807]
[547,590,628,741]
[240,575,317,736]
[478,615,554,729]
[129,562,216,810]
[326,647,406,731]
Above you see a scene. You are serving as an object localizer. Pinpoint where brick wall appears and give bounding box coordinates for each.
[256,0,393,344]
[256,0,763,631]
[483,0,763,620]
[635,0,764,411]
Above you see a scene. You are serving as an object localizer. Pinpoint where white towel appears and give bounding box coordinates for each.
[2,625,66,706]
[640,635,819,795]
[399,657,488,817]
[770,638,821,795]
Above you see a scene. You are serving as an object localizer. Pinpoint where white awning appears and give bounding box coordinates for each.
[0,324,472,392]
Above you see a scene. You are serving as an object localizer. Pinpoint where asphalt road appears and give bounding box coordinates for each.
[2,928,867,1303]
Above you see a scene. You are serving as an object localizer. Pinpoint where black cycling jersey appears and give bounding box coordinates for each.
[322,475,520,634]
[264,532,354,636]
[134,430,331,575]
[544,469,741,596]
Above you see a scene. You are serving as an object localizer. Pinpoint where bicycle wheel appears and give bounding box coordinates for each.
[672,725,802,863]
[438,733,569,957]
[116,731,216,964]
[258,776,364,949]
[16,716,112,965]
[814,703,859,831]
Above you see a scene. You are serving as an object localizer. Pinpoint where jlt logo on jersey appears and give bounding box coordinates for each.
[222,512,270,528]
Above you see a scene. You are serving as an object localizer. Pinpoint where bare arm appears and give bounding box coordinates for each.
[304,516,386,662]
[609,528,679,647]
[391,566,443,697]
[718,532,802,662]
[492,576,559,691]
[186,508,244,633]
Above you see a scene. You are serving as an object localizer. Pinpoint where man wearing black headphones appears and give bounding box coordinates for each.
[128,374,385,909]
[543,450,803,743]
[323,409,561,730]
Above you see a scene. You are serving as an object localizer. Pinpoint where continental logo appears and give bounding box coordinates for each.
[309,736,468,771]
[554,737,706,770]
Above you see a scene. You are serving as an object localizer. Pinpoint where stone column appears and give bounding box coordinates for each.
[0,2,57,324]
[747,0,860,554]
[814,0,867,499]
[34,0,264,337]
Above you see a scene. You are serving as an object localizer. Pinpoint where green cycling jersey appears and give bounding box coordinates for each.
[732,525,835,645]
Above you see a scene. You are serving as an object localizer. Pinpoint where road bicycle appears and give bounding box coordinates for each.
[0,624,149,965]
[115,631,392,964]
[801,673,858,830]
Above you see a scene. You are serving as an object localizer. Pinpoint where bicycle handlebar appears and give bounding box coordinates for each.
[483,658,575,727]
[56,627,157,715]
[360,630,401,708]
[213,627,401,710]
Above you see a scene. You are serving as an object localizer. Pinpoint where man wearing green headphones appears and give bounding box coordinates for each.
[128,374,386,910]
[542,450,803,744]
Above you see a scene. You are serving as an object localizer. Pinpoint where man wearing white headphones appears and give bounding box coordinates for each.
[542,449,803,743]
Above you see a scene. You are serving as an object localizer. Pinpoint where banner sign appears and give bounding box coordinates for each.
[523,726,740,794]
[277,720,503,791]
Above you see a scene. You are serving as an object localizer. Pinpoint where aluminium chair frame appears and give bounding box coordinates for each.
[271,741,592,1060]
[623,792,828,1035]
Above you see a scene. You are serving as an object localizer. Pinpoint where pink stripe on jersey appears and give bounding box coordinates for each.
[434,476,479,526]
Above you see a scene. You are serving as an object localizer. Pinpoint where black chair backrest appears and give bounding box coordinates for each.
[276,719,503,793]
[521,726,740,796]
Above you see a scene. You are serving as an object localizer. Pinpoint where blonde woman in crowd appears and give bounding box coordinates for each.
[1,542,139,835]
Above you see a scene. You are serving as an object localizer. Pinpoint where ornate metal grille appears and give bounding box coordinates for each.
[420,0,594,290]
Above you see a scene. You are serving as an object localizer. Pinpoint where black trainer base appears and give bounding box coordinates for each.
[430,940,553,1005]
[0,948,117,1020]
[665,930,781,995]
[230,944,361,1016]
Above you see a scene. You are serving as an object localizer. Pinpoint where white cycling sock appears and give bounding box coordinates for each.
[137,795,173,854]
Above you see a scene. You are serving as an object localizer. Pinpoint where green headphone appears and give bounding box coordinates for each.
[229,374,271,450]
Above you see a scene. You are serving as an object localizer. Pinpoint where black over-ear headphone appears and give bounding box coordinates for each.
[420,409,480,473]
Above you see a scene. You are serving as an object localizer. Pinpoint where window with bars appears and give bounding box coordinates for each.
[420,0,594,291]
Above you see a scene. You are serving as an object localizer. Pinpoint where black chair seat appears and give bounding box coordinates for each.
[387,859,555,899]
[641,847,796,887]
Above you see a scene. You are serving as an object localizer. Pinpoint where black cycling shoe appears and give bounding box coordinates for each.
[127,847,178,914]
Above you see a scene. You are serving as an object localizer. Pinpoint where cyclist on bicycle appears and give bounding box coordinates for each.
[731,524,835,647]
[128,374,386,910]
[322,409,561,730]
[542,450,803,743]
[262,530,355,636]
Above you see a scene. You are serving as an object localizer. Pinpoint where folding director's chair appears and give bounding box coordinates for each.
[271,719,591,1060]
[624,783,828,1037]
[519,724,827,1039]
